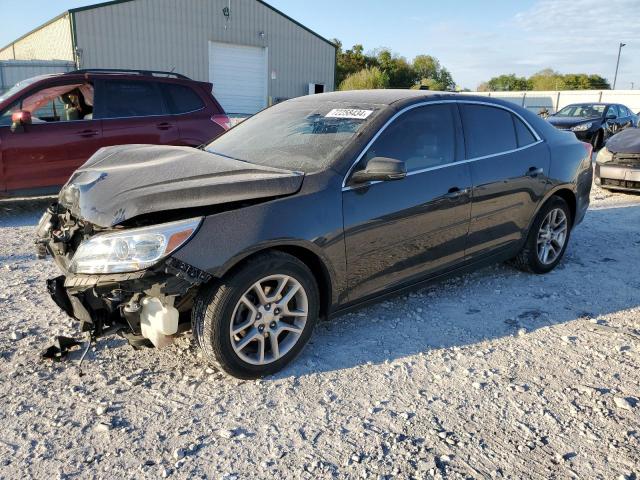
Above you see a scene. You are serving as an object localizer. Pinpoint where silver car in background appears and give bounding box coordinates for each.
[595,128,640,192]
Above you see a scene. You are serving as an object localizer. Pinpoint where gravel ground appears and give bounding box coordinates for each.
[0,185,639,480]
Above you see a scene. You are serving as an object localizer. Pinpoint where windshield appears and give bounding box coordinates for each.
[0,75,51,104]
[555,104,605,118]
[205,100,382,173]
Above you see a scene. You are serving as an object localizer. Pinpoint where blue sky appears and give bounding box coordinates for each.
[1,0,638,89]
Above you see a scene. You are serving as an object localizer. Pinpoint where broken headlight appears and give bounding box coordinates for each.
[595,147,613,164]
[69,218,202,274]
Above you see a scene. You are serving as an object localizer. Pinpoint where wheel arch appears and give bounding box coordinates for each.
[214,243,334,319]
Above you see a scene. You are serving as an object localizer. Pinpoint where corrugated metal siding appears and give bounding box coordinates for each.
[0,16,74,61]
[73,0,335,103]
[0,60,75,93]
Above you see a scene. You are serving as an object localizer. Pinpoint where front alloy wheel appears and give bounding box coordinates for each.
[230,275,308,365]
[192,251,319,378]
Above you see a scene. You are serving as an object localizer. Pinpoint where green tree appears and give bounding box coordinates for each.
[529,69,565,90]
[375,49,415,88]
[411,55,456,91]
[339,66,390,91]
[334,40,378,86]
[485,74,531,91]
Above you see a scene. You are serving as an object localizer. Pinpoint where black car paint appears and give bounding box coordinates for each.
[44,91,592,330]
[547,103,638,146]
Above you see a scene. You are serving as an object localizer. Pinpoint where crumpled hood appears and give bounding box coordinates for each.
[59,144,304,227]
[547,116,596,129]
[605,127,640,154]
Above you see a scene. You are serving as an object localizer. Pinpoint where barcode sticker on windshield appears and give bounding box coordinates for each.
[325,108,373,120]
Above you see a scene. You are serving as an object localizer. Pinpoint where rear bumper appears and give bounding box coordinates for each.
[595,163,640,191]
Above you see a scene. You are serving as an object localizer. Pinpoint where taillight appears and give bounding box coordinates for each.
[211,114,231,130]
[581,141,593,160]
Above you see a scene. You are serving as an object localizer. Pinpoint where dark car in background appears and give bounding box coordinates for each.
[38,90,593,378]
[0,69,230,197]
[595,127,640,192]
[547,103,638,149]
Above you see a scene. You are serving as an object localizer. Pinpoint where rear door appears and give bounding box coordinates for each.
[159,82,224,146]
[0,81,103,193]
[94,79,180,147]
[461,103,550,259]
[343,103,472,301]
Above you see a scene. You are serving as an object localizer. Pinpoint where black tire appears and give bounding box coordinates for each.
[510,196,572,274]
[192,251,319,379]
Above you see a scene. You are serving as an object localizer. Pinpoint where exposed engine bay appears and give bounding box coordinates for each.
[36,202,211,349]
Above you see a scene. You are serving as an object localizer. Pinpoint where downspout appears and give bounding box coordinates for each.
[69,12,80,68]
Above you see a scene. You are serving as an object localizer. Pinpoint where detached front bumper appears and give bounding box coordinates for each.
[595,163,640,191]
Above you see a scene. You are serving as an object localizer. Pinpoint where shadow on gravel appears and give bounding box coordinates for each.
[271,204,640,380]
[0,197,55,227]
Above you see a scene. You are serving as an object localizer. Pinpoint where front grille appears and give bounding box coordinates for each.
[601,178,640,189]
[613,153,640,167]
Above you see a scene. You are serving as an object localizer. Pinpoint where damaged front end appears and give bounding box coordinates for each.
[36,203,211,348]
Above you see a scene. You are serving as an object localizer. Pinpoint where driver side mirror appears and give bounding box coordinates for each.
[350,156,406,184]
[10,110,31,133]
[606,114,617,120]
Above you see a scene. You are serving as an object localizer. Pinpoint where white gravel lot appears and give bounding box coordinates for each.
[0,185,639,480]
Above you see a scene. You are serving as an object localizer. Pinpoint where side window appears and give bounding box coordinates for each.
[606,105,619,118]
[0,83,94,125]
[513,116,537,147]
[161,83,205,114]
[460,104,517,158]
[618,105,630,117]
[363,104,456,173]
[97,80,166,119]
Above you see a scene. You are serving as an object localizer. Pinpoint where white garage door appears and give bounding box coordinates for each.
[208,42,268,115]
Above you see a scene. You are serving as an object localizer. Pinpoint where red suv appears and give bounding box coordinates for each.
[0,69,230,196]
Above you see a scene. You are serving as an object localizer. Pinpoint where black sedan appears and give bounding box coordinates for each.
[547,103,638,149]
[37,90,593,378]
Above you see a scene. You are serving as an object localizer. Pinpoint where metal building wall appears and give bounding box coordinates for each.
[0,15,74,62]
[0,60,76,94]
[73,0,336,101]
[464,90,640,115]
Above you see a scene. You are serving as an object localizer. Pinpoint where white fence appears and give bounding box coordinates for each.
[462,90,640,115]
[0,60,75,94]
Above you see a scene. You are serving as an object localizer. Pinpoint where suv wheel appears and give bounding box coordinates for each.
[510,196,572,274]
[192,251,319,379]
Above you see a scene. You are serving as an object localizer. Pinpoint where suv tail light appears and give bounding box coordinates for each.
[211,114,231,130]
[581,141,593,161]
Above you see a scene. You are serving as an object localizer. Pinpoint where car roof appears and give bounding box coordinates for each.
[292,89,458,106]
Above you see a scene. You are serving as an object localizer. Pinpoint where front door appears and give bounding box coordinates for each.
[0,81,103,194]
[342,103,472,301]
[459,103,550,259]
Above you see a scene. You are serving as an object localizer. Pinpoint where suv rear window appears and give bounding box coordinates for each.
[161,83,205,114]
[97,80,166,119]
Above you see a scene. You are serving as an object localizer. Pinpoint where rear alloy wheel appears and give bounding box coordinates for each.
[510,196,572,274]
[192,251,319,378]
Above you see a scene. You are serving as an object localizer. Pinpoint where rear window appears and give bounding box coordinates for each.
[461,104,517,158]
[206,100,382,173]
[97,80,166,118]
[161,83,205,114]
[514,116,537,147]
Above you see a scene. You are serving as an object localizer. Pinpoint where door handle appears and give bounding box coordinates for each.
[526,167,544,177]
[156,122,173,130]
[444,187,470,199]
[77,129,99,137]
